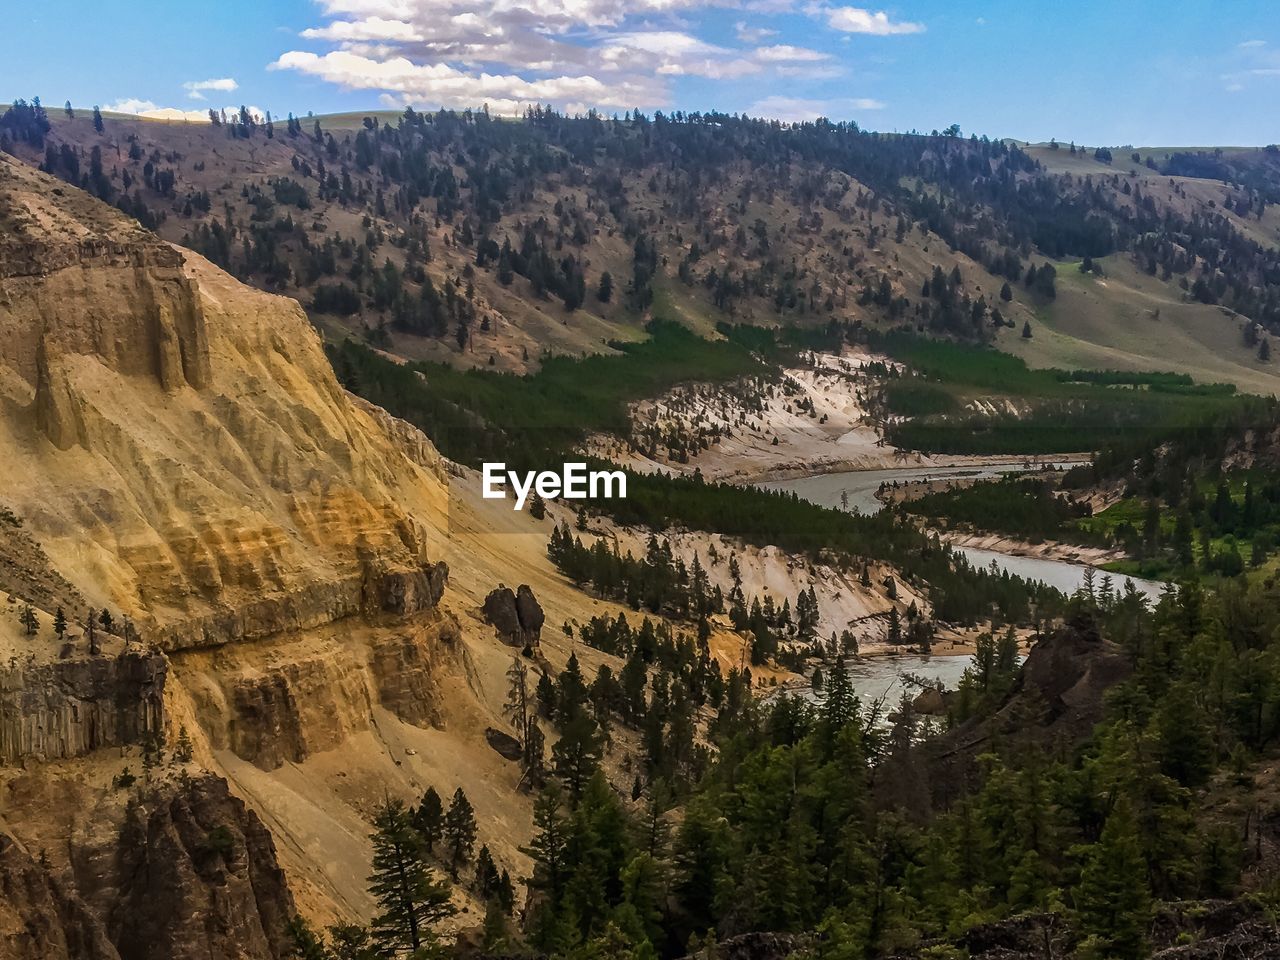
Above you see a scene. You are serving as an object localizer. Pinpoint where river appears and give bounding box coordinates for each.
[759,461,1165,602]
[759,460,1162,702]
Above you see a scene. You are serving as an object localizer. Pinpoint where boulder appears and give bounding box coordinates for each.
[485,727,523,762]
[482,584,544,647]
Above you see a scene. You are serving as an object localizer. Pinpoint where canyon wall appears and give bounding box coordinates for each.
[0,647,165,763]
[0,775,295,960]
[0,153,496,948]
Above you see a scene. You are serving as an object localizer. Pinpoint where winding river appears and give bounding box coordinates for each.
[759,460,1163,703]
[759,461,1165,602]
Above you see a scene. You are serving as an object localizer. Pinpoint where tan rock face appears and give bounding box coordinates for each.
[172,612,460,771]
[0,832,119,960]
[0,154,450,650]
[0,153,529,940]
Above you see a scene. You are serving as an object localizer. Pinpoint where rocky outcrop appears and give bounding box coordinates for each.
[0,774,295,960]
[149,558,448,653]
[348,393,450,482]
[481,584,544,647]
[180,614,462,770]
[485,727,523,762]
[0,650,166,764]
[0,834,119,960]
[927,616,1131,807]
[369,616,460,727]
[93,776,295,960]
[0,154,451,660]
[362,559,449,620]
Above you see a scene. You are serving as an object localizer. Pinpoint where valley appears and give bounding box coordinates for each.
[3,90,1280,960]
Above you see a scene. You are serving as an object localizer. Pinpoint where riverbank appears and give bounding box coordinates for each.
[945,530,1127,567]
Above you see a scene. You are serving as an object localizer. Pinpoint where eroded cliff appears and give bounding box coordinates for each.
[0,153,507,946]
[0,152,450,650]
[1,773,295,960]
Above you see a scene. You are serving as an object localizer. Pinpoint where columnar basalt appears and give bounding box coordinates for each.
[0,649,166,764]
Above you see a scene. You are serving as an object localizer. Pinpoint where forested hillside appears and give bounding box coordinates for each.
[3,98,1279,385]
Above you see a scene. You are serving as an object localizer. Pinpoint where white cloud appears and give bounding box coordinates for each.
[734,21,778,43]
[302,17,423,42]
[754,43,830,62]
[272,49,664,112]
[103,98,212,121]
[103,98,268,123]
[272,0,900,115]
[181,77,239,101]
[775,63,846,79]
[604,30,728,56]
[1239,39,1266,48]
[746,94,883,122]
[823,6,924,35]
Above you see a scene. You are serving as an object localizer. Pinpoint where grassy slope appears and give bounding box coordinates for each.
[22,114,1280,392]
[998,255,1280,397]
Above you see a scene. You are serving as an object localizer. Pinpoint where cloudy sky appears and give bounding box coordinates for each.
[5,0,1279,144]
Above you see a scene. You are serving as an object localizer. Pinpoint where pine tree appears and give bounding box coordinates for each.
[328,923,378,959]
[504,655,531,746]
[475,843,500,897]
[497,868,515,914]
[443,788,478,879]
[536,670,558,719]
[19,602,38,637]
[53,606,67,641]
[1073,800,1150,959]
[413,787,445,852]
[523,718,547,783]
[368,798,455,955]
[173,725,194,763]
[521,785,571,945]
[557,652,588,723]
[529,491,547,519]
[552,711,605,803]
[482,896,511,952]
[92,106,103,133]
[85,608,98,655]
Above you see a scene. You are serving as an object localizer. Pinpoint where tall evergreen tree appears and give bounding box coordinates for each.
[367,799,455,956]
[1073,800,1151,960]
[444,788,478,879]
[413,786,445,852]
[553,711,605,803]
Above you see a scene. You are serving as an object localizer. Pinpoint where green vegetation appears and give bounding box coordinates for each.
[901,474,1098,544]
[333,321,1064,627]
[873,334,1261,456]
[301,575,1280,959]
[1082,473,1280,581]
[330,319,767,466]
[899,427,1280,584]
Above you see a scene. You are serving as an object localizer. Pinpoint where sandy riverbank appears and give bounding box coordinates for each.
[944,531,1126,566]
[588,349,1091,486]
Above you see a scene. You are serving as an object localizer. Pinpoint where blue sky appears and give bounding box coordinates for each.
[5,0,1277,145]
